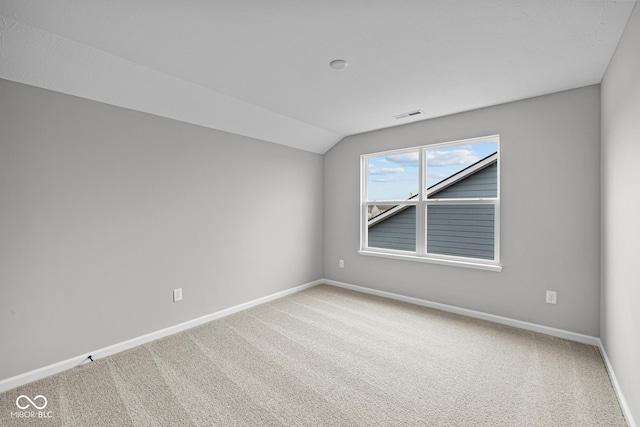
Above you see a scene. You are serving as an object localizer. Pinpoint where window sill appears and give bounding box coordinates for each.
[358,250,503,272]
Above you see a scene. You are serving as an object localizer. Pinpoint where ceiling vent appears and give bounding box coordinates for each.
[393,110,424,120]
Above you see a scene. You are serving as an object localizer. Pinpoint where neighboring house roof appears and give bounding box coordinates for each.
[368,152,498,227]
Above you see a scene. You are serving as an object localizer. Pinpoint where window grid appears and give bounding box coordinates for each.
[361,135,500,268]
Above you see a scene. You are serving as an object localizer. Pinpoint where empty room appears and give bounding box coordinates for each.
[1,1,639,426]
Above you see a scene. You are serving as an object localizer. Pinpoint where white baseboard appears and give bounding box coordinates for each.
[598,341,637,427]
[323,279,600,345]
[0,279,322,393]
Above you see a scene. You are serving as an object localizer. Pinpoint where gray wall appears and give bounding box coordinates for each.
[324,85,601,336]
[601,2,640,423]
[0,79,324,381]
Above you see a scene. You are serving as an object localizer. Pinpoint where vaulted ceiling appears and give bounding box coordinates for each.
[0,1,636,153]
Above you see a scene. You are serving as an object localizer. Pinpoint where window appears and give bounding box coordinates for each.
[360,135,500,271]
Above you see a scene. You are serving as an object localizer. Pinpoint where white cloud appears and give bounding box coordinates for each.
[368,167,405,175]
[384,152,419,166]
[427,149,479,167]
[371,176,397,182]
[372,176,416,183]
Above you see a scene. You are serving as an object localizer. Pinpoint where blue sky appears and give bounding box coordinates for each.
[367,141,497,201]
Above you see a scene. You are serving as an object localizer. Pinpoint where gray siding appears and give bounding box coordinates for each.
[368,206,416,251]
[432,162,497,198]
[427,204,495,259]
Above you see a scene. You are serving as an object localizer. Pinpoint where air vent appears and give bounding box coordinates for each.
[393,110,424,120]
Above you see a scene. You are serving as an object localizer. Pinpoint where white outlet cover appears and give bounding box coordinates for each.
[546,291,557,304]
[173,288,183,302]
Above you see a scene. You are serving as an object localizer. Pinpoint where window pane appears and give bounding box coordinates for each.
[367,204,397,220]
[426,142,498,194]
[368,205,416,252]
[426,204,495,259]
[429,161,498,199]
[367,151,418,201]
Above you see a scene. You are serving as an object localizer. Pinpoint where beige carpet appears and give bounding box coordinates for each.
[0,284,627,426]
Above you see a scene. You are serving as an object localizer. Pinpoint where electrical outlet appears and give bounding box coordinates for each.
[173,288,183,302]
[339,259,345,268]
[546,290,557,305]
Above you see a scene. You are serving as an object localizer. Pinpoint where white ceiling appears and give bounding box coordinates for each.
[0,0,636,154]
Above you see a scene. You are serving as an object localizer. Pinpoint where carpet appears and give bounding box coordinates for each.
[0,284,627,426]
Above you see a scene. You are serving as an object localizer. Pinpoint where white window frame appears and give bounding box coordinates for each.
[359,135,501,272]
